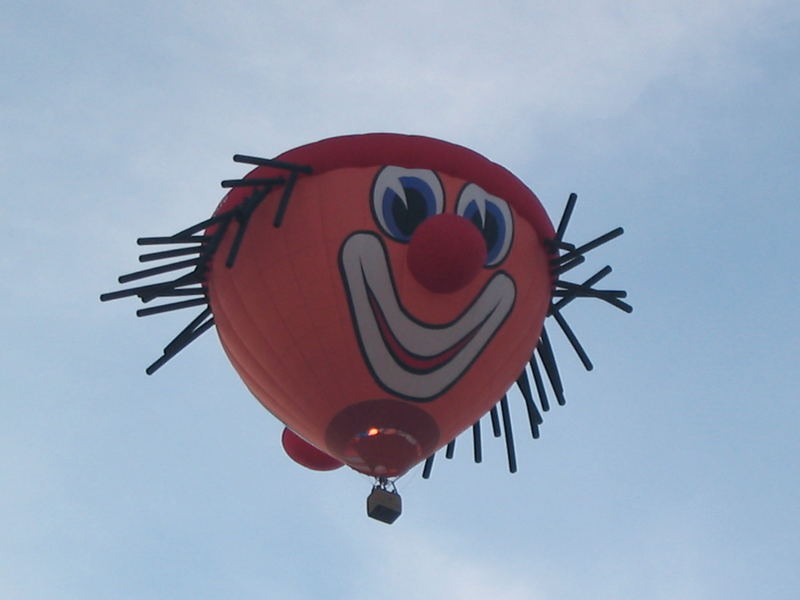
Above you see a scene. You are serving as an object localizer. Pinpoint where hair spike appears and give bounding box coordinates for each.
[102,152,311,374]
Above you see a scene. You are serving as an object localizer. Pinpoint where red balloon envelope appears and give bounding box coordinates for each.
[103,133,630,484]
[206,134,554,477]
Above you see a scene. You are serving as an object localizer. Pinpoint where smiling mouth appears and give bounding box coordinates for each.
[366,284,489,374]
[339,231,516,401]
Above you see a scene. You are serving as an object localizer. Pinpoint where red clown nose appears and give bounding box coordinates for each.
[407,214,488,294]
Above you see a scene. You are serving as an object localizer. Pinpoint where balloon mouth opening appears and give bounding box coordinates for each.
[346,427,422,476]
[325,399,440,477]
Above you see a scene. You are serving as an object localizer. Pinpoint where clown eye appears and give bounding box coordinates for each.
[456,183,514,267]
[372,166,444,242]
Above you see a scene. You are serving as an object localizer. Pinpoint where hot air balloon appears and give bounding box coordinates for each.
[101,133,630,524]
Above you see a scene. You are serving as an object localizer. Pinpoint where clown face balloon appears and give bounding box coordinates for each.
[103,133,630,480]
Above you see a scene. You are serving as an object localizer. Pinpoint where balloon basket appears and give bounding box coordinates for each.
[367,479,402,524]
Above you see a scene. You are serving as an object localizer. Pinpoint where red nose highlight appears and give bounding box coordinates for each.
[407,214,487,294]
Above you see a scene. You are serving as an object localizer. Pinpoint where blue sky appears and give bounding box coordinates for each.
[2,1,799,598]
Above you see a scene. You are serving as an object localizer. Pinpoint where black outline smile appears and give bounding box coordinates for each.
[339,231,516,402]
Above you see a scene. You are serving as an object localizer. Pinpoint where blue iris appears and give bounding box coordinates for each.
[462,200,509,265]
[380,176,439,242]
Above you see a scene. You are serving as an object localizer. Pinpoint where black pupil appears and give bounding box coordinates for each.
[470,210,499,254]
[391,187,429,238]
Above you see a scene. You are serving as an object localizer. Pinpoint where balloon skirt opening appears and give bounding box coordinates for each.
[325,399,440,477]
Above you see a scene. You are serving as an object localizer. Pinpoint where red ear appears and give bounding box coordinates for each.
[281,427,343,471]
